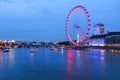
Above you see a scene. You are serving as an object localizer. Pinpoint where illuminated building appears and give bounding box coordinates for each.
[105,32,120,46]
[89,35,106,46]
[89,23,105,46]
[89,31,120,47]
[93,23,104,35]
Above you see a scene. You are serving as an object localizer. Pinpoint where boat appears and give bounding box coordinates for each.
[50,47,58,51]
[2,48,10,52]
[30,48,38,53]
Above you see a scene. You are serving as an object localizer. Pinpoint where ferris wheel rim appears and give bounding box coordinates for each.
[65,6,90,45]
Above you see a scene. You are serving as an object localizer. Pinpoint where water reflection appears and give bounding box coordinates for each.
[90,49,105,60]
[76,50,80,65]
[0,52,3,68]
[30,52,36,58]
[0,48,120,80]
[65,49,106,79]
[66,49,73,73]
[100,50,105,60]
[8,49,14,68]
[90,49,106,75]
[80,50,85,57]
[0,49,14,68]
[61,48,64,54]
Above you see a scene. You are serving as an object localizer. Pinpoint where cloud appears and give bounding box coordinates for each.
[0,0,69,18]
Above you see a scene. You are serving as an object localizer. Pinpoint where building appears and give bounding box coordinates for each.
[93,23,104,35]
[89,32,120,47]
[105,32,120,46]
[89,35,106,46]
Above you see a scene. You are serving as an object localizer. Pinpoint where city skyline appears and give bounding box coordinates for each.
[0,0,120,41]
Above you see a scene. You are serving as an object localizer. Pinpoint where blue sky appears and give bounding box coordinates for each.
[0,0,120,41]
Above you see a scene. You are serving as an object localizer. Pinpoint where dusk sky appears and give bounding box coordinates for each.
[0,0,120,41]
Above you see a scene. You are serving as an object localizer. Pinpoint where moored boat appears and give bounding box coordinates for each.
[50,47,58,51]
[2,48,10,52]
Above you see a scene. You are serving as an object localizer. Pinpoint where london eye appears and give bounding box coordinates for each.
[65,6,90,45]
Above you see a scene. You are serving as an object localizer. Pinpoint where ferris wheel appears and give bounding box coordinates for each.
[65,6,90,45]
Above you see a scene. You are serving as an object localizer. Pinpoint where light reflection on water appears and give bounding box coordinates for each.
[0,48,120,80]
[0,49,14,68]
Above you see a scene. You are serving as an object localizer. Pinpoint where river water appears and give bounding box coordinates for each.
[0,47,120,80]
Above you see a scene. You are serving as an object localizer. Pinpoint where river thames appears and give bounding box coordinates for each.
[0,47,120,80]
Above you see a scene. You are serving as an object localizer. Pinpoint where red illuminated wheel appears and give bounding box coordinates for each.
[65,6,90,45]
